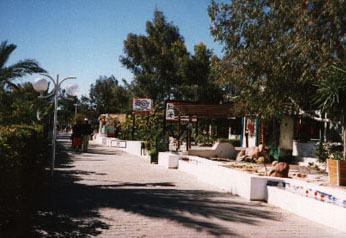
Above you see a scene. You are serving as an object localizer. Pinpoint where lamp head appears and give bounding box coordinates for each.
[66,83,79,97]
[33,78,48,94]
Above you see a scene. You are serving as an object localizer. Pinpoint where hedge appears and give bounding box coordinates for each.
[0,125,48,236]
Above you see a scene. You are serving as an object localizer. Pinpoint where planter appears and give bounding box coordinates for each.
[327,159,346,186]
[158,154,179,169]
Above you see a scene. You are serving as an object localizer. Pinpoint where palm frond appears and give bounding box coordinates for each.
[0,41,16,68]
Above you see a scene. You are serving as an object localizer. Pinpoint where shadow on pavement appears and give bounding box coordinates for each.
[29,137,278,238]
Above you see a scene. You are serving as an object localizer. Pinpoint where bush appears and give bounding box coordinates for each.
[194,134,213,145]
[217,138,241,147]
[314,142,344,163]
[0,125,48,235]
[149,148,158,163]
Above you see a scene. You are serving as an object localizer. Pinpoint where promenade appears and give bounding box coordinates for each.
[29,133,346,238]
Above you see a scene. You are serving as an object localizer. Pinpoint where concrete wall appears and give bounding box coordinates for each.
[94,133,146,157]
[279,116,294,150]
[156,152,346,233]
[293,140,318,157]
[158,152,179,169]
[177,156,255,200]
[187,142,237,159]
[267,186,346,233]
[117,140,143,157]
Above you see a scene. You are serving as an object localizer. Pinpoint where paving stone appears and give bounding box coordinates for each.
[30,133,346,238]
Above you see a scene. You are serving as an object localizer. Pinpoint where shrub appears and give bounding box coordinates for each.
[149,148,158,163]
[314,142,344,163]
[217,138,241,147]
[0,125,48,235]
[194,134,213,145]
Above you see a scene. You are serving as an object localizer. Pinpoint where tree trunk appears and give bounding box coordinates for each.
[343,122,346,159]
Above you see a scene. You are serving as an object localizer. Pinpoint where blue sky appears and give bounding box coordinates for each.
[0,0,224,96]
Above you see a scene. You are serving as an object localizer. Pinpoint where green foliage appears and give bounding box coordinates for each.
[0,125,48,232]
[149,147,158,163]
[182,43,224,103]
[217,138,241,147]
[0,41,46,90]
[0,82,51,126]
[314,143,329,163]
[120,10,189,104]
[208,0,346,119]
[314,142,344,163]
[194,134,213,145]
[120,10,226,105]
[314,57,346,159]
[89,75,131,115]
[314,59,346,122]
[116,105,168,152]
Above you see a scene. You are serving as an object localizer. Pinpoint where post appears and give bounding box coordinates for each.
[162,100,167,150]
[186,127,189,151]
[51,89,58,176]
[178,115,181,150]
[34,73,77,177]
[132,113,136,140]
[51,74,59,176]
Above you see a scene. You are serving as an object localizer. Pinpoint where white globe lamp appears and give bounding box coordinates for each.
[33,78,48,94]
[66,83,80,96]
[33,73,77,176]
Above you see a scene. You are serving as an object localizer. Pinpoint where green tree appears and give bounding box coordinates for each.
[0,82,51,125]
[0,41,46,89]
[314,58,346,158]
[184,43,224,103]
[120,9,189,104]
[89,75,131,115]
[208,0,346,119]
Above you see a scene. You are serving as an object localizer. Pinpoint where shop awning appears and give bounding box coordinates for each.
[98,113,127,123]
[173,104,233,119]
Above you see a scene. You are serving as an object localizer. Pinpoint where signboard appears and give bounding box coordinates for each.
[133,98,153,115]
[111,140,127,148]
[165,101,197,123]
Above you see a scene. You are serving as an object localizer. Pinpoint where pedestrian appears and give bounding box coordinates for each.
[81,118,92,152]
[72,120,83,152]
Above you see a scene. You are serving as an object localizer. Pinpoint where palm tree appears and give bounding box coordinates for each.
[314,58,346,158]
[0,41,46,89]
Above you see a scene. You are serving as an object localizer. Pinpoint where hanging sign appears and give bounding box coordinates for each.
[133,98,153,115]
[165,101,197,123]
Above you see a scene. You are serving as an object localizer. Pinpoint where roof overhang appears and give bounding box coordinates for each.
[173,104,233,119]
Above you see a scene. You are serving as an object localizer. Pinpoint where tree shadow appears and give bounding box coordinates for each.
[29,139,279,238]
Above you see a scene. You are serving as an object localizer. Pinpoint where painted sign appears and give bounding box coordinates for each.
[133,98,153,115]
[165,101,197,123]
[111,140,127,148]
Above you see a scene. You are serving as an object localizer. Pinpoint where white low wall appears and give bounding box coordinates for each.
[293,140,318,157]
[158,153,346,233]
[177,156,256,200]
[267,186,346,233]
[158,152,179,169]
[93,133,146,157]
[187,142,237,159]
[117,140,143,157]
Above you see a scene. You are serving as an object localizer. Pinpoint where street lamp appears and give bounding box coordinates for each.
[73,103,79,118]
[33,73,79,176]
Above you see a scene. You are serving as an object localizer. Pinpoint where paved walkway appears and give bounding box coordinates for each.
[29,133,346,238]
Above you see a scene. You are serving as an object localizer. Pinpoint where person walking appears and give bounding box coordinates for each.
[72,120,83,152]
[82,118,92,152]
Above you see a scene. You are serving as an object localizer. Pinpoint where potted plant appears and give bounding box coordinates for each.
[313,58,346,185]
[327,150,346,186]
[316,142,346,185]
[149,147,158,164]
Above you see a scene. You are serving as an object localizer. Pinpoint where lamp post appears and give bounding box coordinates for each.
[33,73,78,176]
[73,103,79,118]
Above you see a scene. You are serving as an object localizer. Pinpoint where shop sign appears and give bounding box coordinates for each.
[165,101,197,123]
[133,98,153,114]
